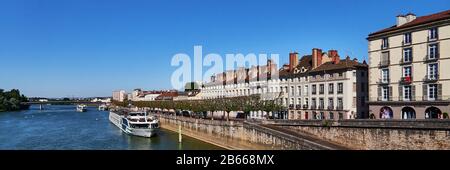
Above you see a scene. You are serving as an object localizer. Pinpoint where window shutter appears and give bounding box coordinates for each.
[398,86,403,101]
[377,87,381,101]
[438,84,442,100]
[423,84,427,101]
[389,86,393,101]
[411,85,416,101]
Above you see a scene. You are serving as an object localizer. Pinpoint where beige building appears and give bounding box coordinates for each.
[367,10,450,119]
[112,90,127,102]
[202,48,369,120]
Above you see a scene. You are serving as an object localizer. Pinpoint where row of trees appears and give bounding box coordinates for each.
[0,89,29,112]
[123,95,285,121]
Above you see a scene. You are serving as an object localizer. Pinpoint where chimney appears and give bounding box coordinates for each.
[405,13,416,23]
[289,52,299,72]
[328,50,340,64]
[397,15,407,27]
[312,48,323,69]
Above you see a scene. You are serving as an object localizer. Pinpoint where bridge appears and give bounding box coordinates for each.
[21,101,108,110]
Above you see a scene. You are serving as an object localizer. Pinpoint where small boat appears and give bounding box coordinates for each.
[98,104,108,111]
[76,104,87,112]
[109,111,159,138]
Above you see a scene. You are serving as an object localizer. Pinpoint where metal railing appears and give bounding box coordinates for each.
[400,76,413,84]
[423,74,439,82]
[378,78,390,84]
[425,54,439,62]
[327,106,334,111]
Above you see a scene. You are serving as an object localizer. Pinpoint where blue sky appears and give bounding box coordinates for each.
[0,0,449,98]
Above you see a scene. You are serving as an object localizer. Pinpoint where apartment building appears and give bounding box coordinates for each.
[112,90,127,102]
[367,10,450,119]
[202,48,369,120]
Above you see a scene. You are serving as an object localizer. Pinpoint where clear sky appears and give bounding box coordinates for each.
[0,0,449,98]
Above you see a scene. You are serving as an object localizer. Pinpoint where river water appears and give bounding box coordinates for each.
[0,105,223,150]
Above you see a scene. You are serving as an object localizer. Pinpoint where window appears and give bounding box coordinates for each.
[337,98,343,110]
[329,113,334,120]
[291,86,295,96]
[319,84,324,94]
[404,32,412,44]
[311,98,316,108]
[305,98,309,106]
[360,72,365,77]
[429,27,438,40]
[297,86,301,96]
[304,85,309,95]
[319,98,324,109]
[353,83,357,92]
[382,69,389,83]
[338,113,344,120]
[381,52,389,65]
[297,98,301,105]
[428,63,438,80]
[428,44,438,59]
[338,72,343,77]
[382,37,389,49]
[404,86,411,101]
[353,71,356,77]
[403,48,412,62]
[428,84,438,100]
[382,86,389,101]
[403,66,411,77]
[328,98,334,109]
[312,85,317,95]
[328,83,334,94]
[337,83,343,94]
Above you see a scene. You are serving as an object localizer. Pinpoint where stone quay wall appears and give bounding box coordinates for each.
[262,119,450,150]
[158,115,337,150]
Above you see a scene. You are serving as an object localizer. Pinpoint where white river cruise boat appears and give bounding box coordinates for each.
[109,111,159,138]
[76,104,87,112]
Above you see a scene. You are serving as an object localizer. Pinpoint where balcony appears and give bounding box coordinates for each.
[428,36,438,42]
[327,106,334,111]
[400,76,413,84]
[424,54,439,62]
[310,105,317,110]
[422,95,444,101]
[336,105,344,111]
[296,104,302,110]
[377,78,390,85]
[378,60,390,68]
[424,74,439,82]
[289,104,295,109]
[302,104,308,109]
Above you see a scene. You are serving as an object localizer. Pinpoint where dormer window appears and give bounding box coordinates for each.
[382,38,389,49]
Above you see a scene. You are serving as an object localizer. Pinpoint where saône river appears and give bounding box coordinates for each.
[0,105,223,150]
